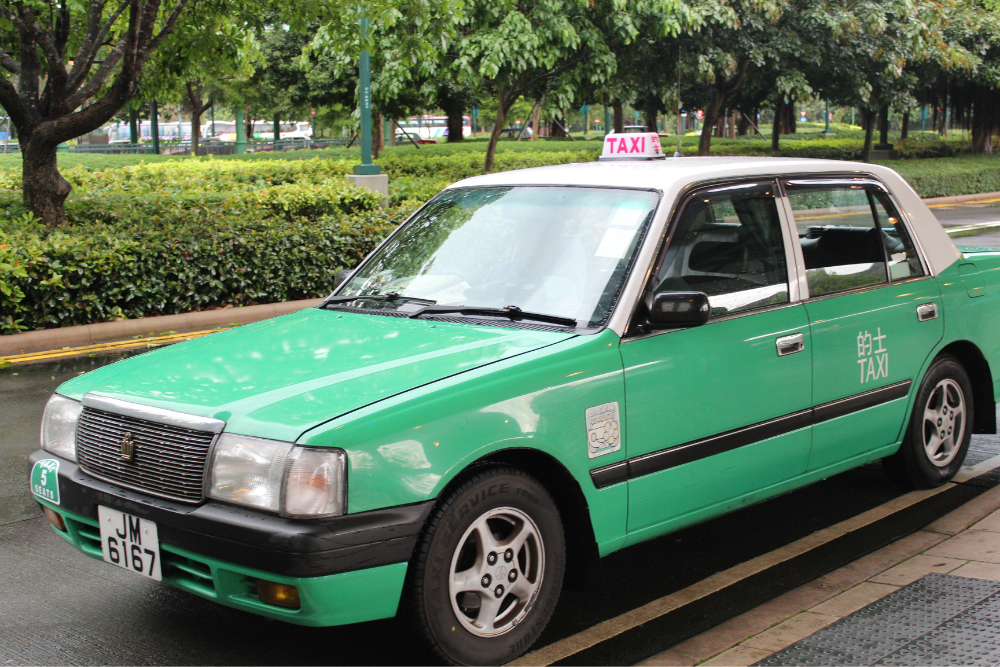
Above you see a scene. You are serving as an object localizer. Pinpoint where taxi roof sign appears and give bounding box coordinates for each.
[599,132,665,161]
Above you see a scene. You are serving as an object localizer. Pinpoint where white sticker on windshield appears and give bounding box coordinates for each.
[586,402,621,459]
[595,228,636,259]
[609,203,648,229]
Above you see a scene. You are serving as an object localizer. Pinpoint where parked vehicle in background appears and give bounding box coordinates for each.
[395,115,471,140]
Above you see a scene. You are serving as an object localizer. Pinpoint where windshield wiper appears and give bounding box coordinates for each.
[321,292,438,308]
[408,304,577,328]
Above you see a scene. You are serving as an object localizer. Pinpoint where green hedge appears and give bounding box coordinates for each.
[0,202,413,333]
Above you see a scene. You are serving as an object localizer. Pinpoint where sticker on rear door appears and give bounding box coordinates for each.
[858,328,888,383]
[586,402,621,458]
[30,458,60,505]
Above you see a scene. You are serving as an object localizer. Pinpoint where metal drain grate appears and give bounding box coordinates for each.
[756,574,1000,666]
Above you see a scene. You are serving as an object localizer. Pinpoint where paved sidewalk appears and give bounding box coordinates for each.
[641,484,1000,666]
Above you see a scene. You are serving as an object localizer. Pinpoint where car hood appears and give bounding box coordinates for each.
[58,308,576,442]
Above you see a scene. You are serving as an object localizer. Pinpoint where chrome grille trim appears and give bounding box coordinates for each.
[82,393,226,433]
[75,396,223,503]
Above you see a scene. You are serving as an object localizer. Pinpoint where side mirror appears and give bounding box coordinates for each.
[647,291,711,329]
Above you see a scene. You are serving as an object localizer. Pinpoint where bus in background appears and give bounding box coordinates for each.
[395,115,471,141]
[209,121,311,142]
[107,121,192,143]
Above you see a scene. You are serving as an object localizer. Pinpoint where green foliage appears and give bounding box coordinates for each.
[0,158,406,333]
[891,156,1000,198]
[0,202,412,332]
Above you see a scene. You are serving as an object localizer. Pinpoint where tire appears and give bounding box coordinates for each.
[407,464,566,665]
[884,355,974,489]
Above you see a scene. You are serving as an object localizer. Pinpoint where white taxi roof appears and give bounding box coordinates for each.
[447,156,961,277]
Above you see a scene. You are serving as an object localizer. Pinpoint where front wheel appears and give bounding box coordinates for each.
[884,355,974,488]
[407,464,566,665]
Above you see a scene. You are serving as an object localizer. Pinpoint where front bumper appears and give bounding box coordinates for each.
[28,450,433,626]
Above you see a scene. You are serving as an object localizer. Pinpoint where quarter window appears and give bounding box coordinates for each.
[870,192,925,280]
[648,183,789,317]
[786,185,889,297]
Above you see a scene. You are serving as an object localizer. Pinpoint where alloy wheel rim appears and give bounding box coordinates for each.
[922,378,966,468]
[448,506,545,638]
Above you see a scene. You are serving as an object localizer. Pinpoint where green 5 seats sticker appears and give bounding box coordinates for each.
[31,459,60,505]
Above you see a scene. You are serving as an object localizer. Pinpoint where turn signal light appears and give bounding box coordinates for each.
[42,506,66,532]
[256,579,301,609]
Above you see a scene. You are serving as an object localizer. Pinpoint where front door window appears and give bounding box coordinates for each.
[649,182,790,317]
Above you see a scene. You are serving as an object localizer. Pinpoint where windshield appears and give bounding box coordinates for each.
[338,186,659,327]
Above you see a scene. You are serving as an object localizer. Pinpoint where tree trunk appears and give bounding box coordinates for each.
[190,109,201,156]
[484,89,508,173]
[549,117,567,137]
[784,103,797,134]
[388,121,396,147]
[613,104,624,133]
[900,110,910,141]
[737,112,750,136]
[22,140,70,227]
[530,96,544,141]
[971,86,999,154]
[862,108,875,162]
[446,108,464,143]
[698,88,726,156]
[771,101,783,152]
[644,108,658,133]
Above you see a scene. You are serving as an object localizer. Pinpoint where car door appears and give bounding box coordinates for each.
[781,178,944,472]
[619,181,813,544]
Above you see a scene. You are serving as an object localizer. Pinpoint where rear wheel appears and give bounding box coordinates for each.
[884,355,973,488]
[408,464,565,665]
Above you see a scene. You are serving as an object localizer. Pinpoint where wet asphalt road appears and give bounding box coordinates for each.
[2,203,1000,666]
[933,200,1000,248]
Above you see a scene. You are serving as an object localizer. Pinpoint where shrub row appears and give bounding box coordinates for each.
[0,200,416,333]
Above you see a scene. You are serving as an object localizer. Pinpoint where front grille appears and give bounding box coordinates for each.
[76,407,216,503]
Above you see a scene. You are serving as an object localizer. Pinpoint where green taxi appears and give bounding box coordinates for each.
[29,133,1000,664]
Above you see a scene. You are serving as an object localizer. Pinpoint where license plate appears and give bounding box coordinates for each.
[97,506,162,581]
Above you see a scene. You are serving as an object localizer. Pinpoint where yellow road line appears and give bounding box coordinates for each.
[928,197,1000,208]
[1,327,229,364]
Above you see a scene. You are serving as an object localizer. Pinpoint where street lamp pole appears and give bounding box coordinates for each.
[150,100,160,155]
[354,13,380,176]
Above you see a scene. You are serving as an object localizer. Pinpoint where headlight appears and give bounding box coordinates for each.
[40,394,82,461]
[208,434,347,517]
[208,434,293,512]
[283,448,347,518]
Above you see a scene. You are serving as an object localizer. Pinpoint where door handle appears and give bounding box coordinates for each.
[917,302,939,322]
[776,333,805,357]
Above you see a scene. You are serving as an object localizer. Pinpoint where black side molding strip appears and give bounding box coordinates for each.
[590,380,912,489]
[813,380,912,424]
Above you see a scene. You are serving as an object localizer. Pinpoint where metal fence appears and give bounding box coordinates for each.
[61,137,351,156]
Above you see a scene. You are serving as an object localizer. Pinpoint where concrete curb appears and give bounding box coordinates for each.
[0,298,323,357]
[922,191,1000,206]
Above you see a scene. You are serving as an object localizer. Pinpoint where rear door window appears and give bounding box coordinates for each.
[785,185,889,297]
